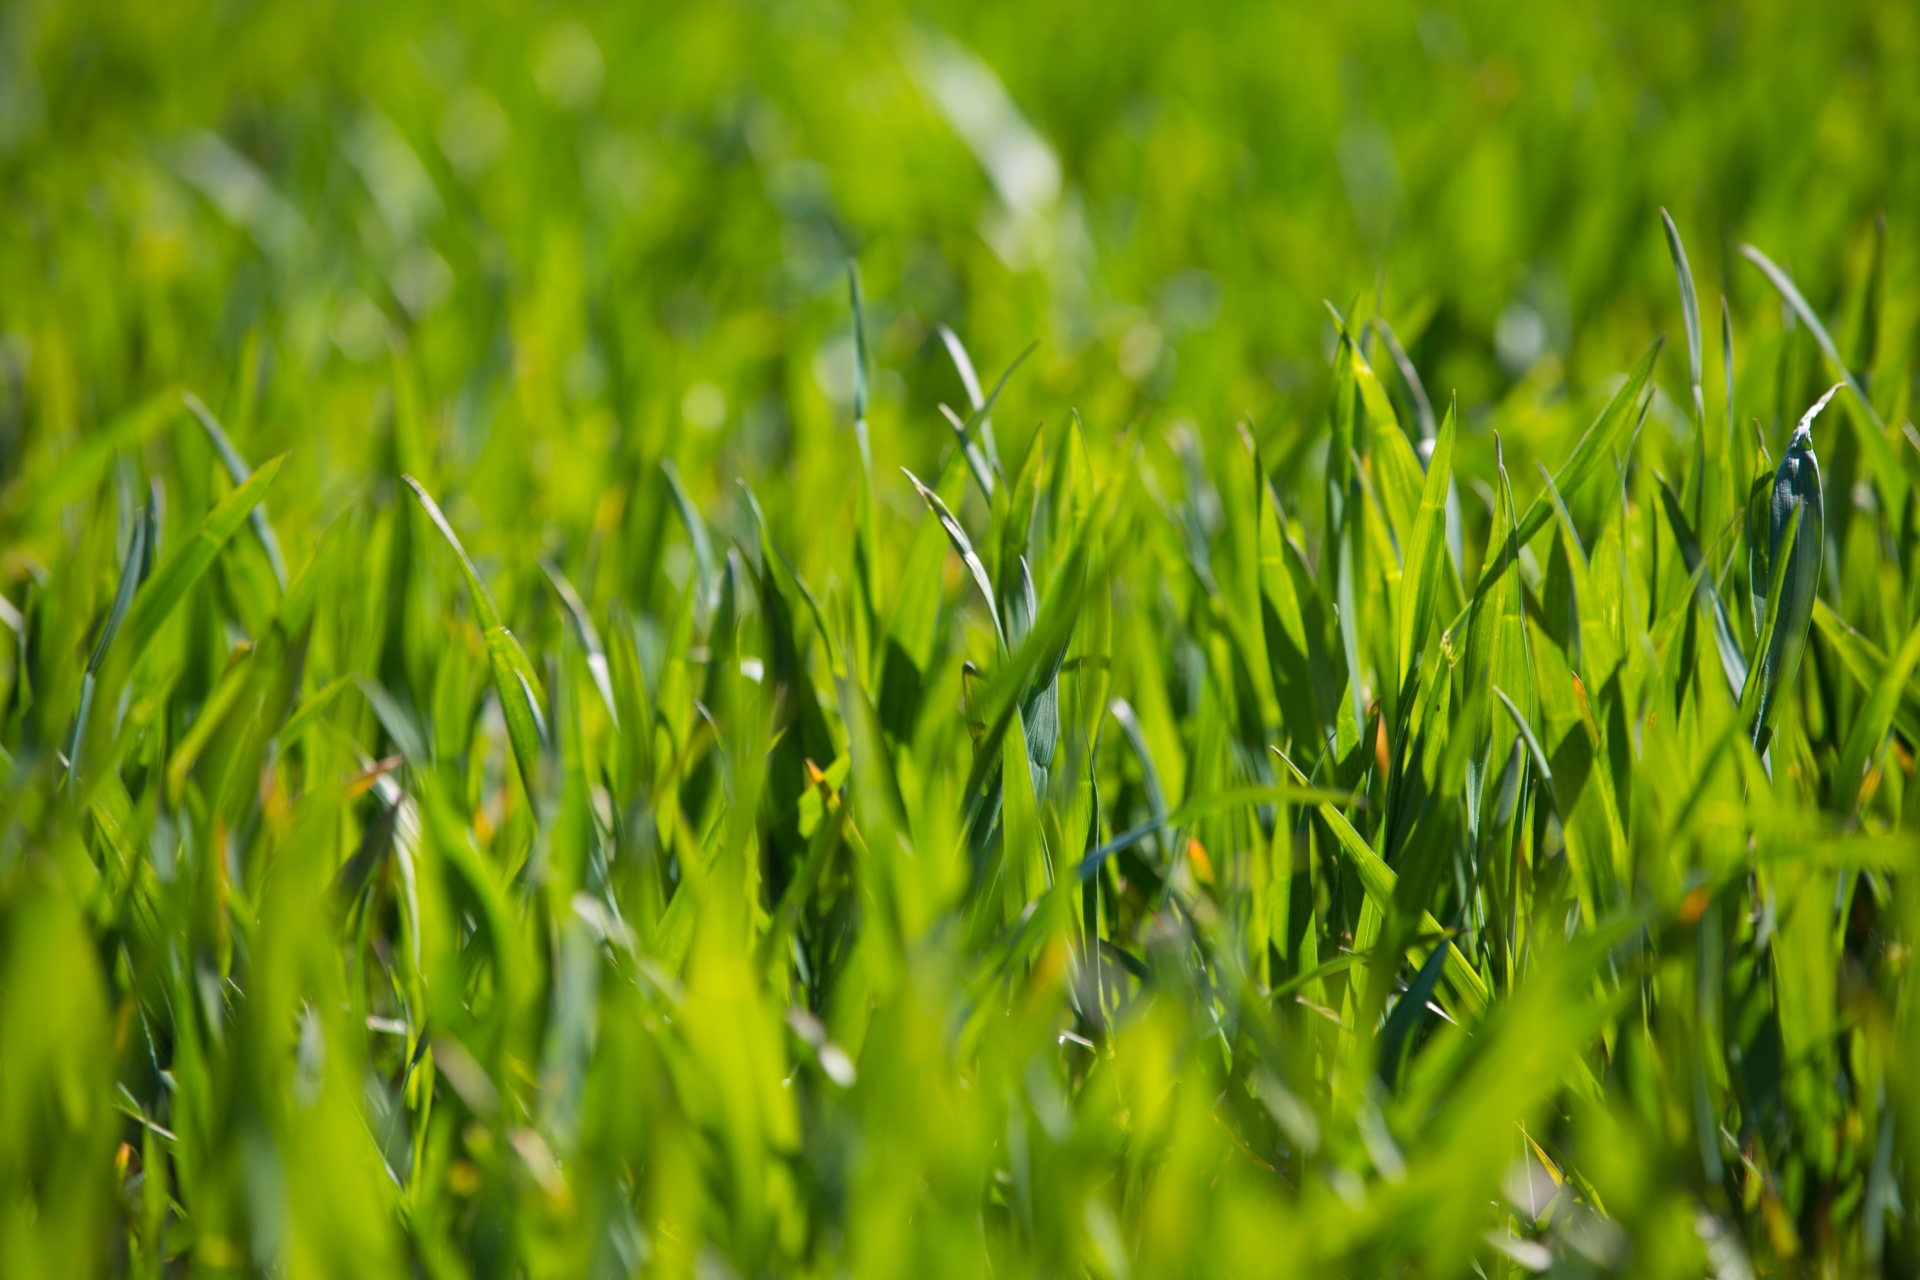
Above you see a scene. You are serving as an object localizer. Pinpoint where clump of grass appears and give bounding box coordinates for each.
[4,204,1918,1278]
[3,7,1920,1269]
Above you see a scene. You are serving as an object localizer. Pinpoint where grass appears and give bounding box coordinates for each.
[3,1,1920,1276]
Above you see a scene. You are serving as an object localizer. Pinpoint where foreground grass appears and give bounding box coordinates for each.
[5,214,1920,1277]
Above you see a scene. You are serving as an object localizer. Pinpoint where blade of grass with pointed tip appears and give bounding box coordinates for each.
[954,339,1037,501]
[848,263,882,653]
[740,481,841,671]
[403,474,547,792]
[1493,685,1555,804]
[1464,438,1535,830]
[879,459,964,738]
[183,391,287,588]
[164,645,257,804]
[995,422,1047,619]
[356,675,429,766]
[1741,243,1883,431]
[957,531,1099,835]
[999,703,1047,907]
[1661,210,1704,427]
[937,324,995,464]
[848,261,873,472]
[939,404,998,507]
[487,629,549,793]
[1377,939,1452,1090]
[541,559,618,727]
[1770,273,1905,550]
[122,453,285,662]
[660,459,716,608]
[1259,478,1328,748]
[1722,296,1737,515]
[1336,492,1366,743]
[1397,400,1456,690]
[64,513,148,788]
[904,467,1003,650]
[402,475,502,630]
[1376,315,1436,445]
[1662,210,1712,536]
[87,512,148,678]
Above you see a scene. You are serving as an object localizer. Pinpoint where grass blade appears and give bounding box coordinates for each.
[1660,209,1704,427]
[904,466,1003,649]
[1397,397,1456,690]
[1512,337,1663,549]
[541,559,618,727]
[123,453,286,661]
[404,473,547,791]
[1741,243,1884,429]
[183,391,288,588]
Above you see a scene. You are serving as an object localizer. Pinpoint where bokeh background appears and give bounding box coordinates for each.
[4,0,1916,567]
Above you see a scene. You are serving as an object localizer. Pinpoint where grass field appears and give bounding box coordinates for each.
[4,1,1920,1275]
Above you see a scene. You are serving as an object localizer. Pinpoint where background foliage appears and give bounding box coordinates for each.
[4,0,1920,1274]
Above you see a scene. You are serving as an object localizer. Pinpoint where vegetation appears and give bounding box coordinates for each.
[3,1,1920,1275]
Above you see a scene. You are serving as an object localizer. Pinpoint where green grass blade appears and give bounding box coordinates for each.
[848,260,873,471]
[1660,208,1704,427]
[937,324,996,465]
[1274,746,1490,1017]
[401,473,503,631]
[122,452,286,661]
[486,625,549,794]
[1833,616,1920,814]
[1741,243,1884,430]
[952,339,1037,501]
[1740,504,1801,748]
[1814,600,1920,747]
[1397,398,1456,690]
[661,459,717,609]
[404,473,547,792]
[904,466,1003,649]
[183,391,288,589]
[1655,477,1747,697]
[541,559,618,727]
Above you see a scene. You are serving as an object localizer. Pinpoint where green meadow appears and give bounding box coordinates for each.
[3,0,1920,1274]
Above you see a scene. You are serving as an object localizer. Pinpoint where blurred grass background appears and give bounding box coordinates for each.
[5,0,1920,1276]
[5,0,1915,545]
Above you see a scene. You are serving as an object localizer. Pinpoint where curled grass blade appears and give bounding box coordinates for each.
[904,466,1003,649]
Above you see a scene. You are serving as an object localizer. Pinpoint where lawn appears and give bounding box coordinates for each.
[3,0,1919,1275]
